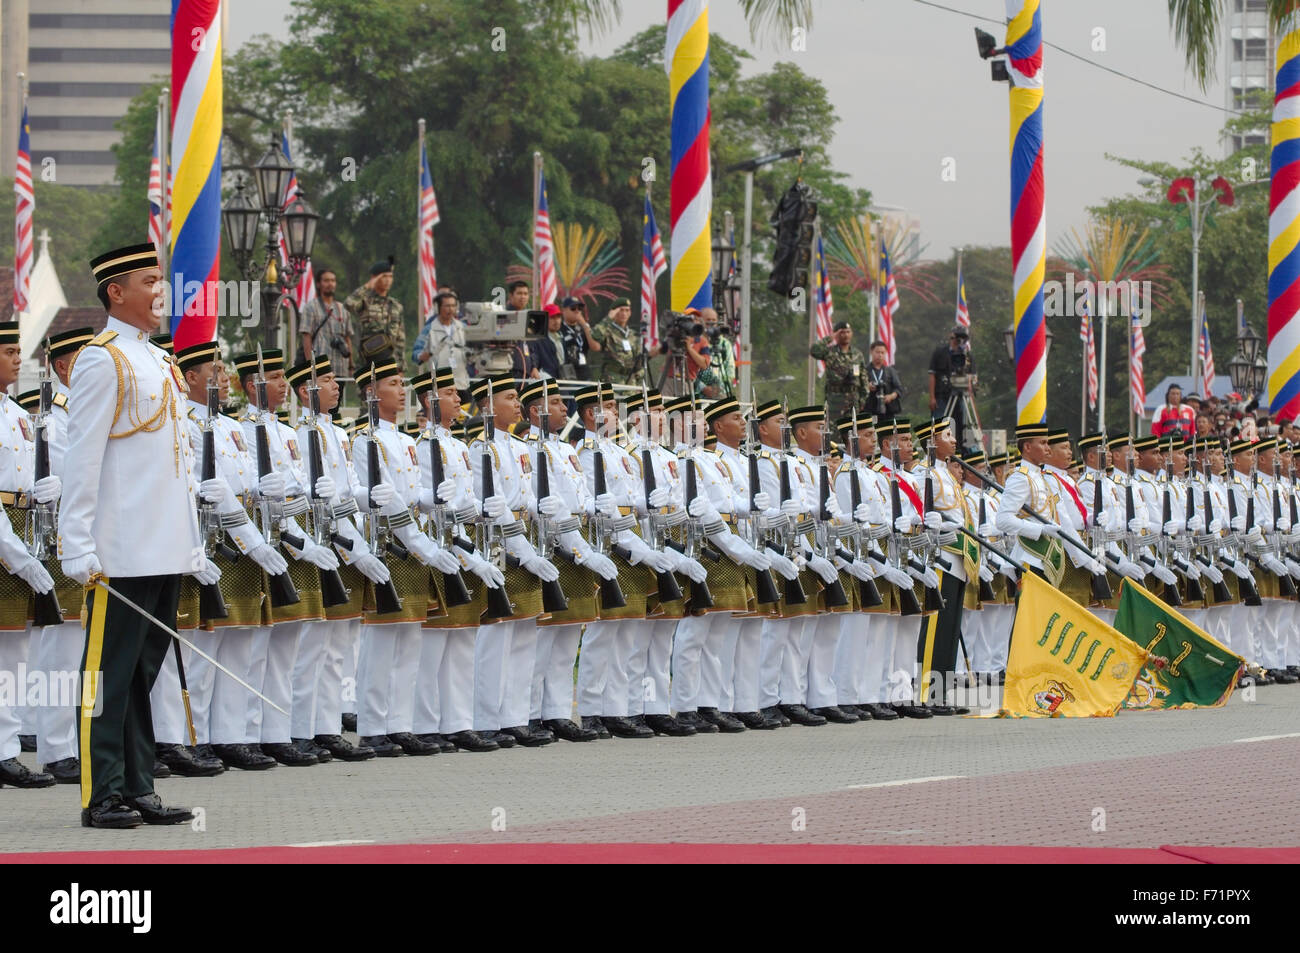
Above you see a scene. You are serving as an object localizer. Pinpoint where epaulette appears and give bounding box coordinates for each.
[87,330,117,348]
[872,462,885,471]
[525,432,540,443]
[581,437,595,450]
[1015,463,1030,475]
[758,449,772,460]
[187,407,198,421]
[52,393,68,410]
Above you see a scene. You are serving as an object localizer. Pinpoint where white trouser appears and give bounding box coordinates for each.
[805,612,843,710]
[889,614,918,704]
[635,619,677,716]
[315,618,359,736]
[0,626,31,760]
[474,619,514,731]
[210,626,256,745]
[831,612,868,706]
[149,641,189,745]
[534,622,580,722]
[621,620,653,716]
[1264,600,1289,669]
[185,628,223,747]
[33,619,82,764]
[290,620,328,739]
[1223,603,1255,664]
[670,613,716,713]
[779,613,816,705]
[984,604,1014,672]
[412,627,449,735]
[603,618,637,717]
[757,616,797,709]
[243,625,272,744]
[344,631,360,714]
[697,613,739,710]
[576,620,617,717]
[259,620,304,744]
[864,613,896,704]
[960,607,984,674]
[1091,606,1117,629]
[1252,603,1275,668]
[357,620,421,737]
[730,617,764,714]
[440,627,477,734]
[502,619,539,729]
[17,625,37,737]
[1180,607,1209,636]
[1285,603,1300,665]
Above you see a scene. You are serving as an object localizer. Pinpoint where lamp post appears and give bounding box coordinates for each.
[1227,311,1266,409]
[222,135,319,349]
[710,212,738,398]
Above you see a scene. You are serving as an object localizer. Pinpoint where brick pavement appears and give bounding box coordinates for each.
[1,685,1296,854]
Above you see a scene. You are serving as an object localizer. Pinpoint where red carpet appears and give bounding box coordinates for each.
[5,843,1298,864]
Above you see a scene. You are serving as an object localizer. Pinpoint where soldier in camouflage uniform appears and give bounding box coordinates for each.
[345,259,406,371]
[591,297,645,386]
[809,320,867,420]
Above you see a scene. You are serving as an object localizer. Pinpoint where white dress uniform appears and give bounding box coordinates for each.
[290,412,372,741]
[877,453,927,705]
[0,391,41,760]
[754,439,811,711]
[29,380,82,766]
[788,445,845,712]
[853,462,906,707]
[1252,469,1289,673]
[469,422,546,732]
[830,458,887,710]
[239,407,312,747]
[717,439,770,715]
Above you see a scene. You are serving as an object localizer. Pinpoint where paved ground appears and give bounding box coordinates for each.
[3,684,1298,854]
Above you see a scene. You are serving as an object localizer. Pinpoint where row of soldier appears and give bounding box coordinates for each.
[2,328,1296,791]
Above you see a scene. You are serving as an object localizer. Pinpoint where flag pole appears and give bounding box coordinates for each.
[1080,298,1087,435]
[1192,288,1203,400]
[158,86,170,284]
[1098,285,1108,432]
[806,218,819,403]
[283,110,296,364]
[532,152,542,311]
[418,118,427,319]
[868,217,878,345]
[955,247,963,320]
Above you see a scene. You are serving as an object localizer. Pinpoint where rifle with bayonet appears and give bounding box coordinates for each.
[1270,456,1298,598]
[533,378,570,613]
[1197,449,1235,604]
[425,377,472,609]
[193,366,232,621]
[588,386,629,610]
[920,444,946,611]
[888,444,923,616]
[814,415,850,608]
[638,384,684,604]
[679,391,714,611]
[476,378,517,620]
[1224,455,1262,606]
[776,397,807,606]
[303,360,351,608]
[841,407,883,607]
[25,359,69,628]
[1158,456,1185,607]
[252,345,301,609]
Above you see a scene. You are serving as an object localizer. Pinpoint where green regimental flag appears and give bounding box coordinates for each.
[1114,580,1244,710]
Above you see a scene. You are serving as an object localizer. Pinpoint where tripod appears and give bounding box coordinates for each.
[940,376,983,453]
[657,345,691,398]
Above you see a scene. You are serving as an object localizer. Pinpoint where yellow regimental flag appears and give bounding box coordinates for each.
[1000,573,1149,717]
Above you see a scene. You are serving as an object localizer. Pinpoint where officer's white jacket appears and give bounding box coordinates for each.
[995,460,1061,571]
[59,317,203,575]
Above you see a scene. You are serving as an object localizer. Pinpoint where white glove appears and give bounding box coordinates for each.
[258,471,286,499]
[753,491,772,513]
[1230,514,1247,534]
[483,494,507,520]
[1163,519,1184,537]
[460,549,505,588]
[313,475,337,501]
[352,551,392,584]
[823,494,842,519]
[780,498,801,520]
[1286,557,1300,581]
[906,564,940,589]
[368,481,395,508]
[520,550,560,582]
[1116,558,1145,582]
[997,560,1019,582]
[688,496,715,519]
[923,510,943,531]
[853,502,872,524]
[1199,561,1224,584]
[60,553,102,587]
[1242,526,1265,547]
[1037,521,1063,539]
[248,542,289,576]
[407,534,461,574]
[1262,554,1288,576]
[298,539,341,570]
[978,562,995,583]
[883,565,913,589]
[189,557,221,587]
[1152,562,1178,586]
[1086,557,1105,576]
[595,493,617,518]
[674,553,708,584]
[31,474,62,504]
[581,551,619,581]
[1229,559,1254,581]
[894,514,919,533]
[1208,518,1224,535]
[1129,516,1148,535]
[14,555,54,593]
[1186,515,1205,534]
[845,559,874,582]
[197,477,226,506]
[747,547,773,572]
[806,554,839,585]
[978,522,997,539]
[647,486,670,509]
[765,550,799,581]
[436,478,457,505]
[538,495,563,518]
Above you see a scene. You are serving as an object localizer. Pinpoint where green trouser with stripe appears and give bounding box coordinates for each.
[78,574,180,810]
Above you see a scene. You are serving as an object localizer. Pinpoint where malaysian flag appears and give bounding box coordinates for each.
[879,247,899,364]
[535,170,558,306]
[1131,305,1146,418]
[278,130,316,311]
[641,192,666,352]
[418,143,440,320]
[1079,296,1097,410]
[955,261,969,328]
[148,103,166,261]
[814,235,834,377]
[1200,309,1215,398]
[13,103,33,314]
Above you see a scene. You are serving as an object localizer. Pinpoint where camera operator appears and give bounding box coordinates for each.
[928,325,977,445]
[699,307,736,397]
[560,295,601,380]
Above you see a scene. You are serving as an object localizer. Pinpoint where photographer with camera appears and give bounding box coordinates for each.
[592,297,645,386]
[413,290,470,398]
[699,307,736,397]
[561,296,601,381]
[299,267,353,382]
[928,325,978,447]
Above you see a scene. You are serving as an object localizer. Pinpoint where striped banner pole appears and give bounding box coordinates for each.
[1005,0,1047,425]
[1269,10,1300,422]
[666,0,713,312]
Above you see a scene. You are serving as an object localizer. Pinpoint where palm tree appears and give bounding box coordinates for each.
[1167,0,1297,91]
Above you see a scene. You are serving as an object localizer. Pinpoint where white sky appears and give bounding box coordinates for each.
[227,0,1233,257]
